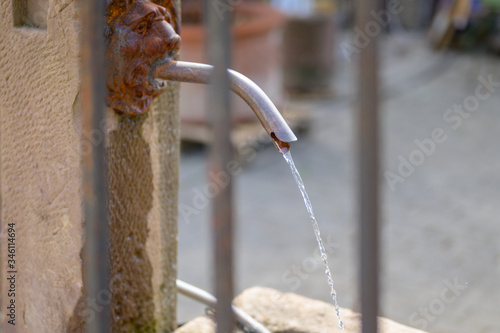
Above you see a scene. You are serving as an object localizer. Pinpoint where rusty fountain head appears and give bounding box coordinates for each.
[105,0,297,145]
[105,0,180,115]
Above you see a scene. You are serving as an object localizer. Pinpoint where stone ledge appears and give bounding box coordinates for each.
[175,287,427,333]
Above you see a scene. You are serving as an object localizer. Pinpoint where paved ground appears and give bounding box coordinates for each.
[176,34,500,333]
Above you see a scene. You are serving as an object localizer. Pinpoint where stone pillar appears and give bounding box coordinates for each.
[103,82,180,333]
[0,0,180,331]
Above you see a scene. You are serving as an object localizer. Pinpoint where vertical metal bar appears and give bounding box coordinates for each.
[81,0,111,332]
[356,0,381,332]
[206,1,235,333]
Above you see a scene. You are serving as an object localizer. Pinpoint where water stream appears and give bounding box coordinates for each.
[272,135,344,330]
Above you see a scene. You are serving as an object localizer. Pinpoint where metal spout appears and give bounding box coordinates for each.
[151,60,298,144]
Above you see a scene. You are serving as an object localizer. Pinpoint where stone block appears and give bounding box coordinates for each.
[175,287,428,333]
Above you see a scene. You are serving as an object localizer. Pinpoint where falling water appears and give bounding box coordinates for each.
[272,135,343,329]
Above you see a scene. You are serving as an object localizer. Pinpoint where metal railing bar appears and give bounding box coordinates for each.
[81,0,111,331]
[356,0,382,332]
[206,1,236,332]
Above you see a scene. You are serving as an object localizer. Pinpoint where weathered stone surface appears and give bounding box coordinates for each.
[175,316,217,333]
[175,287,427,333]
[234,287,427,333]
[0,1,83,332]
[0,0,180,331]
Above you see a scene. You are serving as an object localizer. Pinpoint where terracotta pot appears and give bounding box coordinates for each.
[179,3,285,125]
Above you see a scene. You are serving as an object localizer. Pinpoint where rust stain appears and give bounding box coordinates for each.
[107,114,155,332]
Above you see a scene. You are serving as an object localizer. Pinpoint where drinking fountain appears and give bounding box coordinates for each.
[103,1,297,331]
[105,0,297,147]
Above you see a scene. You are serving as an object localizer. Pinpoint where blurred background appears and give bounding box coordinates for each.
[176,1,500,332]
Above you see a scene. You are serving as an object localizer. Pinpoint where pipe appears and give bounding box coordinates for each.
[176,280,271,333]
[150,60,298,144]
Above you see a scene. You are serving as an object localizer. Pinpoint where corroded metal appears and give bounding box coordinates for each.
[105,0,180,115]
[151,60,298,144]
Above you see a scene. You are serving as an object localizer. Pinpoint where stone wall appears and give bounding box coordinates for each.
[0,0,180,331]
[0,1,83,331]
